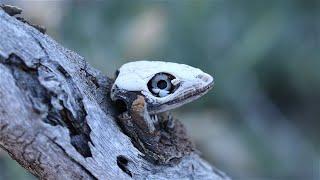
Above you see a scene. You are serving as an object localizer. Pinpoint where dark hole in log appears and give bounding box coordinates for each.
[117,155,132,177]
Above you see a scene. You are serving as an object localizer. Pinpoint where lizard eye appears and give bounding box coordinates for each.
[147,73,177,97]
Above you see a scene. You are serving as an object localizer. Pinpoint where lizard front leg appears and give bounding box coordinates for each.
[130,95,157,133]
[130,96,175,133]
[117,95,165,163]
[118,95,195,164]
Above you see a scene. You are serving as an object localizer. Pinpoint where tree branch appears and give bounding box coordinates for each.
[0,7,230,180]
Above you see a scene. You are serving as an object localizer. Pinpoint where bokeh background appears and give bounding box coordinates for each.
[0,0,319,179]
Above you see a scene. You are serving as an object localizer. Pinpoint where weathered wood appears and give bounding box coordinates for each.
[0,7,230,180]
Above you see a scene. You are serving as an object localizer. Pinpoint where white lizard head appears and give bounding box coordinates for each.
[111,61,214,114]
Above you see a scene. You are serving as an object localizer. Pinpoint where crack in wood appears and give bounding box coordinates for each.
[117,155,133,178]
[45,135,98,180]
[1,53,93,158]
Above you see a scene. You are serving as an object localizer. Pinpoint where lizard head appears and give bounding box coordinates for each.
[111,61,214,114]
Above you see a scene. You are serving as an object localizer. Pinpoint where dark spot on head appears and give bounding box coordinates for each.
[115,99,127,113]
[117,155,132,177]
[115,69,120,79]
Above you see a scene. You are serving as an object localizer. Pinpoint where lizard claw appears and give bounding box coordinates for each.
[166,112,175,129]
[151,115,159,123]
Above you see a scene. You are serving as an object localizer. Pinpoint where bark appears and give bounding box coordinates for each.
[0,7,230,180]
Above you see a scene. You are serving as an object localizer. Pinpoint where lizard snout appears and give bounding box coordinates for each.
[196,73,213,84]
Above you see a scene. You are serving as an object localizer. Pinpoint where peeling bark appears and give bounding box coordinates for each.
[0,7,230,180]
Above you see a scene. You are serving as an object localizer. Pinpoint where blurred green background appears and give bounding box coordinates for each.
[1,0,319,179]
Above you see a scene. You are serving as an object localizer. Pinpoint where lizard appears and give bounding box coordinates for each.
[110,61,214,165]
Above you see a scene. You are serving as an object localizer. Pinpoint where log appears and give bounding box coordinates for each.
[0,6,230,180]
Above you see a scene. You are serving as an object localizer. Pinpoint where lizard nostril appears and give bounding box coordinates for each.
[196,74,212,83]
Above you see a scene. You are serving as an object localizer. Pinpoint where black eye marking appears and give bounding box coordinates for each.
[147,73,179,97]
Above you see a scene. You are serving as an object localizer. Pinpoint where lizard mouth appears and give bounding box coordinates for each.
[168,81,214,106]
[148,80,214,114]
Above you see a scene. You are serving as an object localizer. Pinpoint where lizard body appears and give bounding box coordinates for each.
[111,61,214,164]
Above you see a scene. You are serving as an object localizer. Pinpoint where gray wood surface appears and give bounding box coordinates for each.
[0,8,230,180]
